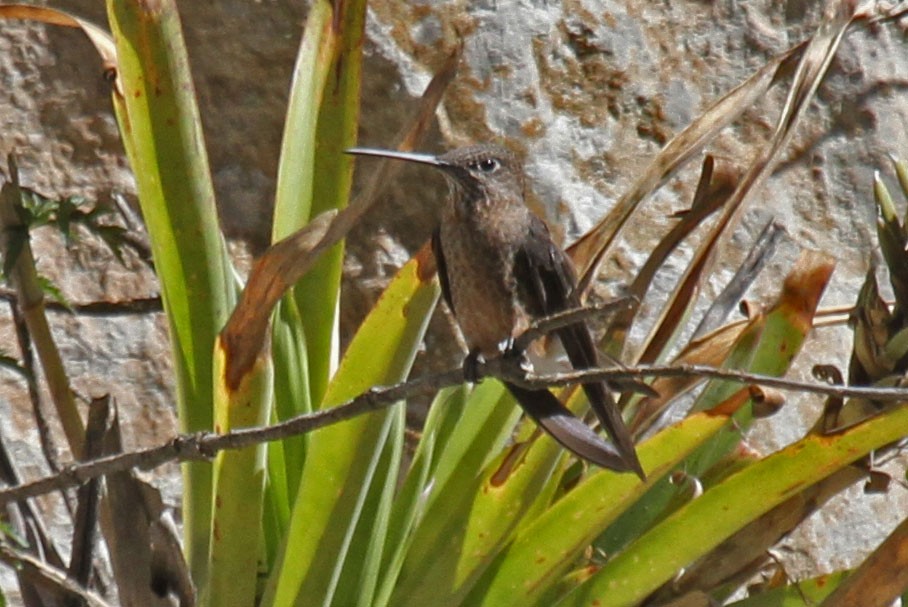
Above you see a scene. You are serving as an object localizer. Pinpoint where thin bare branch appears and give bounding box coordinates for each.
[512,296,637,352]
[0,289,164,316]
[9,300,64,476]
[0,359,906,506]
[515,364,908,401]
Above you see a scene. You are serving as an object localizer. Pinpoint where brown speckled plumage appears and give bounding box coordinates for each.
[348,143,645,478]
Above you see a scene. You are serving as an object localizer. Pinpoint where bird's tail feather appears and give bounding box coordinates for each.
[505,383,643,477]
[556,324,646,479]
[581,382,646,479]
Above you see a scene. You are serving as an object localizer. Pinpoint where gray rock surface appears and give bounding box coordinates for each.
[0,0,906,597]
[362,0,908,582]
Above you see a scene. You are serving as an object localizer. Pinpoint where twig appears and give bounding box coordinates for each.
[0,368,461,505]
[513,364,908,400]
[0,289,163,316]
[68,398,111,589]
[511,296,637,352]
[0,361,906,506]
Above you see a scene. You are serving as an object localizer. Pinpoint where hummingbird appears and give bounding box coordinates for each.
[347,144,645,478]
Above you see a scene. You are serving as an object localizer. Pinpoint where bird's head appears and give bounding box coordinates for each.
[435,145,524,207]
[346,144,525,212]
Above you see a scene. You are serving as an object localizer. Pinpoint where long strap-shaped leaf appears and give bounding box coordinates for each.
[467,251,832,607]
[632,0,857,368]
[106,0,233,583]
[261,246,439,607]
[561,401,908,606]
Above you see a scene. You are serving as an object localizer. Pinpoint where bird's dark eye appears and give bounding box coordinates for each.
[475,158,500,173]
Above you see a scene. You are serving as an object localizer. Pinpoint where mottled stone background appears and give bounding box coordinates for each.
[1,0,907,590]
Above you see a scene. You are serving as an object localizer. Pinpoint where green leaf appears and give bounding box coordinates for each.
[469,407,733,607]
[727,571,847,606]
[53,196,80,241]
[269,300,311,504]
[17,188,58,226]
[372,387,465,607]
[389,384,559,606]
[265,0,333,531]
[293,0,366,409]
[270,0,333,240]
[559,403,908,606]
[261,251,439,607]
[599,316,764,556]
[36,274,73,312]
[205,344,274,607]
[391,383,614,606]
[106,0,235,582]
[336,406,405,607]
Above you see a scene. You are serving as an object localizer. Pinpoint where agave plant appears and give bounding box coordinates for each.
[0,2,906,607]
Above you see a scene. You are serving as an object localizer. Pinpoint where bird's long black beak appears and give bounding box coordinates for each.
[345,147,448,168]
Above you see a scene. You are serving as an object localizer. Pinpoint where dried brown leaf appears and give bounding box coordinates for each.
[629,318,753,435]
[0,4,120,93]
[567,42,802,295]
[221,47,459,389]
[631,2,855,372]
[99,399,194,606]
[820,511,908,607]
[750,385,786,418]
[605,155,737,358]
[68,397,112,588]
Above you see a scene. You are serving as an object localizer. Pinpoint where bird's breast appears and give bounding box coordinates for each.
[439,218,529,357]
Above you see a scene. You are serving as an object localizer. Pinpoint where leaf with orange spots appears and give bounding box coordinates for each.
[562,399,908,606]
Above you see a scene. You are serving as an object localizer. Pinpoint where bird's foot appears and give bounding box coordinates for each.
[463,349,484,384]
[501,343,533,376]
[464,343,533,384]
